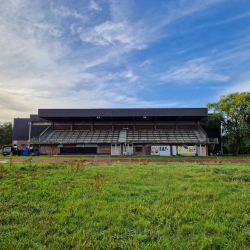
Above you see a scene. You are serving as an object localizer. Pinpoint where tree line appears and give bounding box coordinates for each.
[207,92,250,156]
[0,122,13,148]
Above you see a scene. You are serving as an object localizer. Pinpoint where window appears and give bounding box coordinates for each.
[136,147,142,152]
[99,144,110,150]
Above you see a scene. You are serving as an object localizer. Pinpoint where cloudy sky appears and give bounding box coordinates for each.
[1,0,250,122]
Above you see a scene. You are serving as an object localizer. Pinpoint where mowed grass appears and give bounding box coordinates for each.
[1,161,250,249]
[1,154,250,160]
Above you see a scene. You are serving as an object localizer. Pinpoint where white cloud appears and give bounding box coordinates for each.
[34,22,64,37]
[160,58,229,83]
[78,21,147,49]
[51,4,87,21]
[89,0,102,11]
[0,0,243,123]
[139,59,152,67]
[221,81,250,96]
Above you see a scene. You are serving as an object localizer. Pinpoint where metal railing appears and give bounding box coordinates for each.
[197,123,208,139]
[196,138,219,143]
[31,136,40,142]
[208,138,218,142]
[40,125,53,141]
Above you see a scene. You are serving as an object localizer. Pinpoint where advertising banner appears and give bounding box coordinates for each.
[151,146,160,156]
[178,146,196,156]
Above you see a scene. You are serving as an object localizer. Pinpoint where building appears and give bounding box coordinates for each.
[12,108,221,156]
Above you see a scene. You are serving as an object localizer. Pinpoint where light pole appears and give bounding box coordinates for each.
[123,127,129,154]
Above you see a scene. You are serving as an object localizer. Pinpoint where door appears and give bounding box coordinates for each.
[111,144,121,155]
[196,145,206,156]
[123,144,133,155]
[172,146,177,156]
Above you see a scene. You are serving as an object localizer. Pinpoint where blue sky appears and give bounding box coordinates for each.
[1,0,250,122]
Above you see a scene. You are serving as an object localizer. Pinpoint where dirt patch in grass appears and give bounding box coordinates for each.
[6,158,250,164]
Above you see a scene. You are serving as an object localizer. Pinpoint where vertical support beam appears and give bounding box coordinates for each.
[70,121,73,131]
[28,122,31,148]
[175,116,181,130]
[110,117,114,131]
[91,121,94,131]
[154,116,158,131]
[200,144,201,156]
[133,118,136,131]
[52,121,54,130]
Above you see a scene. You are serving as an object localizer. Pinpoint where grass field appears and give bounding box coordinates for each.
[1,154,250,161]
[1,161,250,249]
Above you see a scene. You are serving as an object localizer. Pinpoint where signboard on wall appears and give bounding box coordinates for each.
[159,146,171,156]
[151,146,160,155]
[151,146,171,156]
[178,146,196,156]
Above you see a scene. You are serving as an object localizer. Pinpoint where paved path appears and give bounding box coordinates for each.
[1,158,250,164]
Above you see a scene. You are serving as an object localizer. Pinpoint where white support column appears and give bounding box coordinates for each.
[28,122,31,148]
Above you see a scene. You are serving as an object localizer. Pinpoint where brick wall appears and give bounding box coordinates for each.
[14,140,29,150]
[178,125,197,129]
[94,125,112,130]
[54,125,71,130]
[133,144,151,155]
[157,125,175,129]
[114,125,133,130]
[39,145,60,155]
[144,147,151,155]
[73,125,91,130]
[97,149,111,154]
[136,125,154,130]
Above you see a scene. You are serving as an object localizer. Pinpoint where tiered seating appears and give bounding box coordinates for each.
[127,130,199,143]
[44,130,120,143]
[43,129,201,144]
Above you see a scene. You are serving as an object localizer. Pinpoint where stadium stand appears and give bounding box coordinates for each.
[12,108,221,156]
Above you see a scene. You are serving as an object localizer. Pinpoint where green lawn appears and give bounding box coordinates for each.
[1,154,250,161]
[1,161,250,249]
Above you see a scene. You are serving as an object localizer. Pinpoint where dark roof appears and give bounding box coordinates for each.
[30,114,49,122]
[39,108,207,117]
[31,125,49,138]
[13,118,30,140]
[38,108,208,122]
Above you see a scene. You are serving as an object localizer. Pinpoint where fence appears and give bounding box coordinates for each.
[94,155,110,164]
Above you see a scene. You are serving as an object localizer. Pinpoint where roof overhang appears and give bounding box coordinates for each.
[38,108,208,122]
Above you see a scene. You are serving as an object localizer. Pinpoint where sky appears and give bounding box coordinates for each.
[1,0,250,122]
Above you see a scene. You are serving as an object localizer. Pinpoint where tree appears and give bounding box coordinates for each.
[207,92,250,156]
[0,122,13,148]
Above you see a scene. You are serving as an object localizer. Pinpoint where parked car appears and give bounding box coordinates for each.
[3,147,21,156]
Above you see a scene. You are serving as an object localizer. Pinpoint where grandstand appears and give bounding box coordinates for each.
[13,108,221,156]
